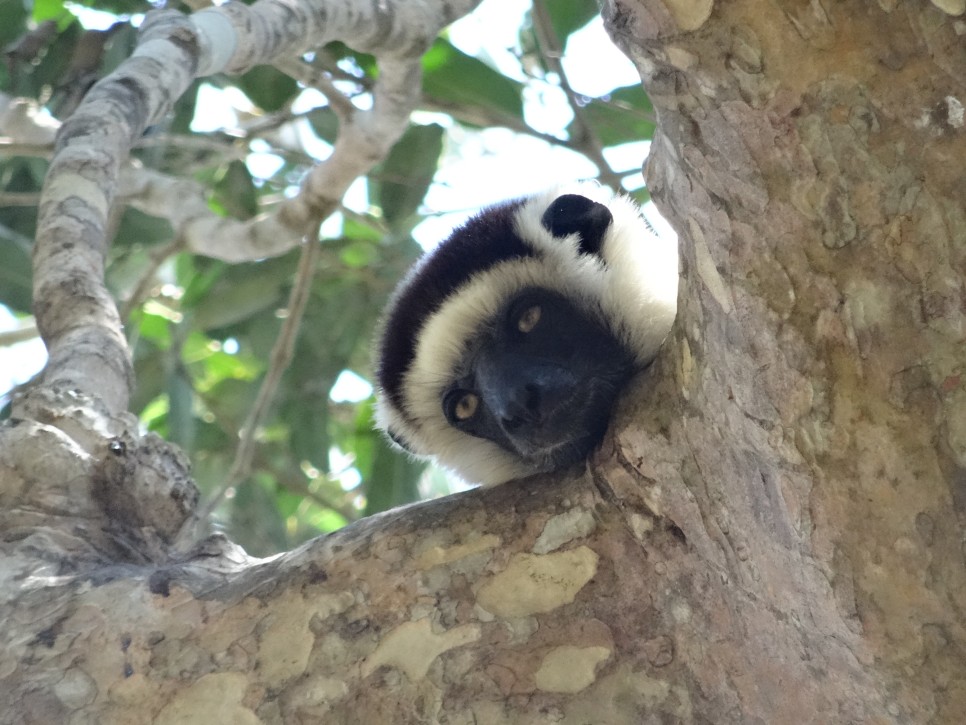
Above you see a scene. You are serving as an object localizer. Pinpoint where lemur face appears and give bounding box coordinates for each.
[375,183,677,486]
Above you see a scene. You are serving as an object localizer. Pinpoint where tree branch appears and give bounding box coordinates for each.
[530,0,624,190]
[31,0,483,414]
[196,231,321,525]
[118,238,184,323]
[0,321,38,347]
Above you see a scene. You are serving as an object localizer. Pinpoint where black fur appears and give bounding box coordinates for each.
[376,199,533,411]
[540,194,613,256]
[444,287,633,470]
[373,184,677,486]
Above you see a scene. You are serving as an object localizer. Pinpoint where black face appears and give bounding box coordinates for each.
[441,287,635,474]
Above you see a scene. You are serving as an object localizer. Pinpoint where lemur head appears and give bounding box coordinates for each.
[374,182,677,485]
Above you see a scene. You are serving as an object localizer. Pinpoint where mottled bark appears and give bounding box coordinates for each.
[603,0,966,720]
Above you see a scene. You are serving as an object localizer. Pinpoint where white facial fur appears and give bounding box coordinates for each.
[375,181,678,486]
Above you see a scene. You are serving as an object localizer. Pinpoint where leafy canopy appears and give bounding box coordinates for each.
[0,0,654,555]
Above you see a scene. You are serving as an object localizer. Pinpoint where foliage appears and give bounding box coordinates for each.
[0,0,655,555]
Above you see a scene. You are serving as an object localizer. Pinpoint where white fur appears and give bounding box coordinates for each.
[375,182,678,486]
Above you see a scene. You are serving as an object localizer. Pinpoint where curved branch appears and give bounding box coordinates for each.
[32,0,483,413]
[196,232,321,525]
[33,10,206,413]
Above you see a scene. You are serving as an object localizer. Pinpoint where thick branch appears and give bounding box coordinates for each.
[32,10,197,412]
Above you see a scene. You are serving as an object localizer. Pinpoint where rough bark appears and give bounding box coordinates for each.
[1,0,964,723]
[604,0,966,720]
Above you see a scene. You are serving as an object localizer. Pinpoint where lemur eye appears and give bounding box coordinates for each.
[455,393,479,420]
[445,391,480,422]
[516,305,542,333]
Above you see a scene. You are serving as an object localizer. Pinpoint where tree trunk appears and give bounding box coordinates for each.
[1,0,964,722]
[604,0,966,720]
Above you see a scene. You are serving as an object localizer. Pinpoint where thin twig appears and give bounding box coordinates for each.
[421,97,582,151]
[281,475,359,523]
[530,0,624,191]
[0,321,38,346]
[133,132,245,159]
[197,229,322,521]
[119,237,185,323]
[0,139,54,158]
[0,192,42,206]
[275,57,357,121]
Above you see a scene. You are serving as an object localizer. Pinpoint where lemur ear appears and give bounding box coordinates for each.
[540,194,614,256]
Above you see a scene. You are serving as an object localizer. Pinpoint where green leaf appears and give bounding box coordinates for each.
[67,0,147,13]
[373,123,444,230]
[339,240,378,269]
[340,215,384,242]
[305,507,348,534]
[131,341,166,416]
[422,38,524,122]
[193,350,261,389]
[227,473,290,556]
[322,41,378,78]
[568,84,655,147]
[286,395,331,472]
[364,434,423,516]
[628,186,651,206]
[39,23,81,86]
[301,279,372,364]
[136,311,172,347]
[0,238,33,313]
[306,107,339,144]
[168,79,202,135]
[238,65,299,114]
[193,280,284,330]
[139,394,169,432]
[273,488,306,519]
[99,21,136,76]
[166,366,196,449]
[0,3,29,49]
[113,207,174,248]
[0,160,47,271]
[345,400,423,515]
[31,0,68,24]
[178,257,227,308]
[545,0,600,41]
[202,378,258,430]
[212,160,258,220]
[191,256,297,331]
